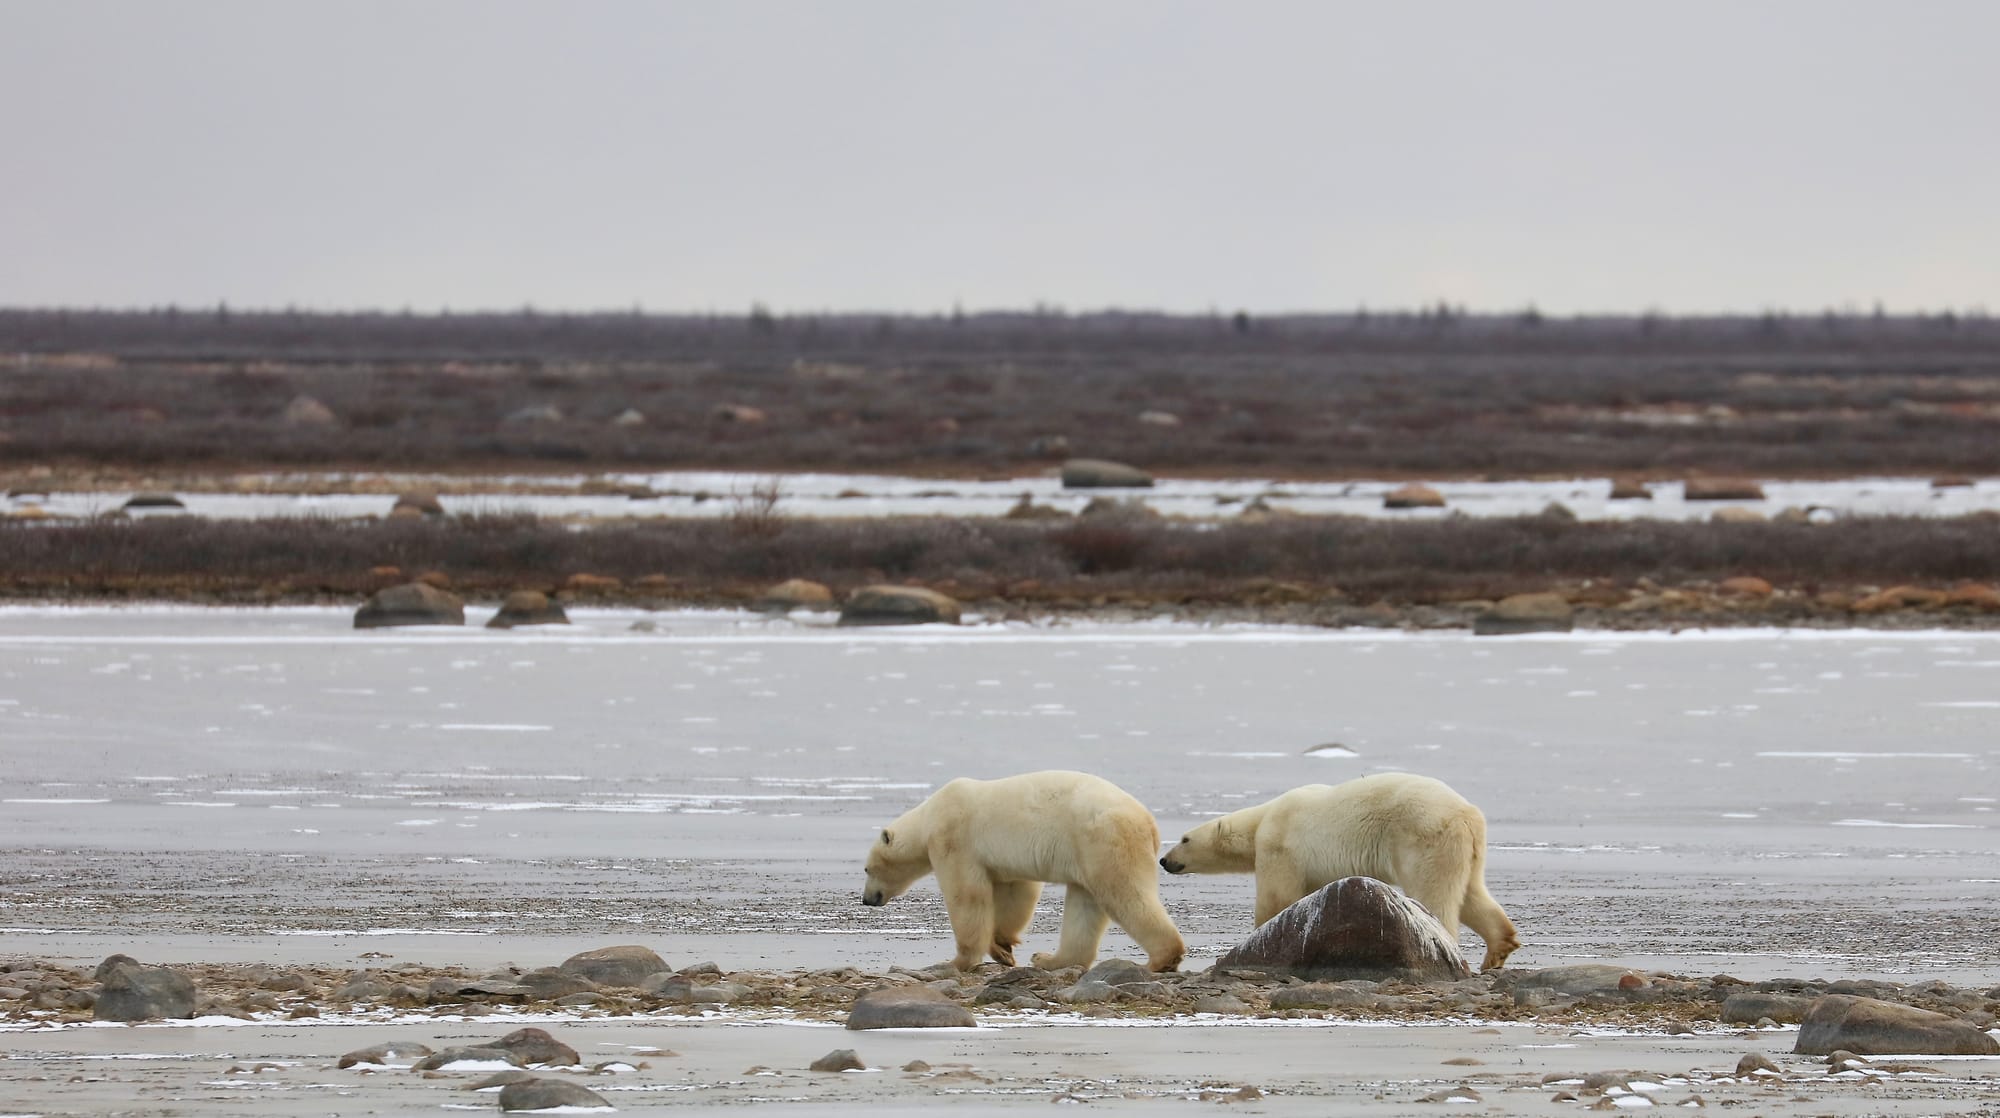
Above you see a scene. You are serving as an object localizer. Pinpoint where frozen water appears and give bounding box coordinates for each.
[9,471,2000,522]
[0,606,1995,980]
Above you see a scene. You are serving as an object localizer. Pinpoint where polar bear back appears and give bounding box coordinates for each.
[1260,773,1485,880]
[918,770,1159,885]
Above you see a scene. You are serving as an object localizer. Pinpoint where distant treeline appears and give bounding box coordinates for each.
[3,306,1997,363]
[4,307,1999,476]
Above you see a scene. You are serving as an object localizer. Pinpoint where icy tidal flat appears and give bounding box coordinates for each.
[1,605,1994,982]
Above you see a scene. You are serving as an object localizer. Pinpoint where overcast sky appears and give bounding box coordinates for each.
[3,1,1995,314]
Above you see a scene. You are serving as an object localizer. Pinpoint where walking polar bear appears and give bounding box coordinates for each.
[862,770,1186,973]
[1159,772,1521,971]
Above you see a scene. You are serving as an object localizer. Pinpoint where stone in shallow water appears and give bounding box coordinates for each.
[354,582,464,628]
[497,1077,614,1111]
[1216,877,1471,982]
[337,1041,435,1069]
[809,1048,865,1072]
[488,1026,579,1067]
[413,1046,523,1072]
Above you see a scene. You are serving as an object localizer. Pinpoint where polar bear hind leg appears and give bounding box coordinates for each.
[1032,884,1109,969]
[989,879,1041,966]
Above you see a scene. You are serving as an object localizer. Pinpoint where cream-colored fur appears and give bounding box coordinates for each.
[1159,773,1520,971]
[862,770,1186,973]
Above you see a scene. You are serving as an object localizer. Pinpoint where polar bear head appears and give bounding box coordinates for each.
[861,827,931,906]
[1158,817,1257,875]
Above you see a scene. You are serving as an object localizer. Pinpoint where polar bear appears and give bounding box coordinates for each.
[1158,772,1520,971]
[862,770,1186,973]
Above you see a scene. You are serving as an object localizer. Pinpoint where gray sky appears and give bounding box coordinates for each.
[4,1,1995,314]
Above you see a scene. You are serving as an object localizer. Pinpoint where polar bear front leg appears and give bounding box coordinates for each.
[1252,853,1311,927]
[989,879,1041,966]
[1031,885,1108,970]
[935,863,996,971]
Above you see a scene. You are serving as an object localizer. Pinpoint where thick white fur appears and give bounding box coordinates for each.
[1159,772,1520,970]
[862,770,1185,973]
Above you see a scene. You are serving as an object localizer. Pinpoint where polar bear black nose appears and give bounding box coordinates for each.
[1159,856,1182,874]
[862,890,884,906]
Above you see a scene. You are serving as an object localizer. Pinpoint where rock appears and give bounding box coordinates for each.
[810,1048,865,1072]
[505,404,564,424]
[354,582,465,629]
[687,982,750,1004]
[1136,410,1181,427]
[489,1027,579,1067]
[1060,458,1153,489]
[1383,483,1445,509]
[1269,982,1380,1010]
[1538,501,1578,521]
[1608,478,1652,500]
[1734,1052,1781,1076]
[564,573,623,594]
[1793,994,2000,1056]
[754,578,835,613]
[281,395,338,427]
[1078,959,1154,987]
[1004,493,1071,520]
[413,1046,523,1072]
[487,590,569,629]
[558,945,672,988]
[1683,478,1766,501]
[1078,495,1159,520]
[1711,507,1767,523]
[93,959,197,1022]
[515,968,596,1000]
[1852,585,1947,613]
[121,492,185,510]
[1215,877,1472,982]
[496,1077,614,1111]
[1417,1086,1481,1103]
[1510,965,1650,997]
[1931,476,1976,489]
[1473,592,1573,635]
[611,407,647,427]
[1945,582,2000,610]
[711,403,767,424]
[1055,980,1121,1004]
[837,585,961,627]
[468,1070,538,1090]
[846,986,978,1030]
[1192,993,1250,1014]
[391,491,445,517]
[1722,991,1813,1025]
[336,1041,435,1069]
[1718,576,1774,598]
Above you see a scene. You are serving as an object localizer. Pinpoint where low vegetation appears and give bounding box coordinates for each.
[3,513,1993,617]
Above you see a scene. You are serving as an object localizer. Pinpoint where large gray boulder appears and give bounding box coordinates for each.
[354,582,465,629]
[1061,458,1153,489]
[1216,877,1471,982]
[557,945,671,988]
[1473,592,1574,635]
[93,959,197,1021]
[838,585,961,627]
[846,986,977,1030]
[1793,994,2000,1056]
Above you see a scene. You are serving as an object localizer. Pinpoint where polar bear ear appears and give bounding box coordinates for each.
[880,829,894,846]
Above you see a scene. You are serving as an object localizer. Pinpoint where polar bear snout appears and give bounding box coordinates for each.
[1159,853,1186,874]
[862,888,886,906]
